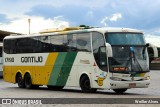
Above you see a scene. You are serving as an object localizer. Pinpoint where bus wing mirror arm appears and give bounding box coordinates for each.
[105,43,113,57]
[146,43,150,47]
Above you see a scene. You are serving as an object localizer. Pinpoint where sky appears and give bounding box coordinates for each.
[0,0,160,45]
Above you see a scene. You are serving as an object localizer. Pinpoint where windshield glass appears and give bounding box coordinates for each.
[108,46,149,72]
[106,33,145,45]
[105,33,149,73]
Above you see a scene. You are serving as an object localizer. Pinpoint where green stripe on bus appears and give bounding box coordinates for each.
[56,52,77,86]
[48,53,67,85]
[48,52,77,86]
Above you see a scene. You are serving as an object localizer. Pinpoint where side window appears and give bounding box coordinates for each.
[92,32,105,51]
[147,47,154,57]
[16,38,28,53]
[4,39,10,54]
[11,39,17,54]
[16,38,37,53]
[64,34,77,52]
[50,35,64,52]
[40,36,50,52]
[92,32,107,71]
[4,39,20,54]
[4,39,17,54]
[147,47,154,63]
[32,37,41,53]
[76,33,91,52]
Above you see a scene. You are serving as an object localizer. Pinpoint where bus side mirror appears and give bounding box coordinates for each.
[106,43,113,57]
[146,43,149,47]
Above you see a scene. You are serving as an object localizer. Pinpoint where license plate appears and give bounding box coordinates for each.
[129,83,136,88]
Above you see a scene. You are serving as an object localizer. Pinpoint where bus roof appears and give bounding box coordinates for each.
[4,27,143,39]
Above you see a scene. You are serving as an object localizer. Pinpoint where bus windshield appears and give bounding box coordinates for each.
[105,33,145,45]
[105,33,149,73]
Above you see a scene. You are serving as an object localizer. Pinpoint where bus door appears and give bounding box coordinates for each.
[92,32,108,88]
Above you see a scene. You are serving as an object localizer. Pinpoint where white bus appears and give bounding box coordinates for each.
[3,27,150,93]
[147,43,158,62]
[147,43,160,69]
[0,42,3,77]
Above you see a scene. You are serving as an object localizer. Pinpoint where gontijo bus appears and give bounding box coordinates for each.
[3,27,150,93]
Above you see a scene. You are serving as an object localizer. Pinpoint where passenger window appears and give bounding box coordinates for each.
[50,35,64,52]
[76,33,91,52]
[64,34,77,52]
[16,38,33,53]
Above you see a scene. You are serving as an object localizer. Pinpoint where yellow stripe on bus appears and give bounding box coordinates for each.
[43,52,58,84]
[45,52,58,66]
[3,53,58,85]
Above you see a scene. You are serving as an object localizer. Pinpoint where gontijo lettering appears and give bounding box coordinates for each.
[21,56,43,63]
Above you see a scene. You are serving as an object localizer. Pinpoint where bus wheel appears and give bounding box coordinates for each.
[47,85,64,90]
[113,89,127,94]
[16,73,25,88]
[24,73,33,89]
[80,76,97,93]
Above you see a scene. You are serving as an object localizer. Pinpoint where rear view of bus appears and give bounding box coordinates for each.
[105,29,150,93]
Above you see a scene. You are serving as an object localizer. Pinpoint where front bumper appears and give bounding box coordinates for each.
[110,79,150,89]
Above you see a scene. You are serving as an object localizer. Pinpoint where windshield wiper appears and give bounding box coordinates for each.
[130,47,143,72]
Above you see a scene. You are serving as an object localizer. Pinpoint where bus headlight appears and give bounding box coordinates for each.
[110,77,122,81]
[143,76,150,80]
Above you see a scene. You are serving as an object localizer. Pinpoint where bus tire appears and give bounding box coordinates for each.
[113,89,127,94]
[16,73,25,88]
[47,85,64,90]
[80,75,97,93]
[24,73,33,89]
